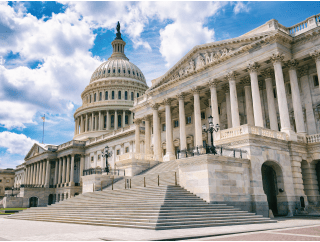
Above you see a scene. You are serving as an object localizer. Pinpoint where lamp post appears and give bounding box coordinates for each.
[102,146,113,173]
[202,115,219,155]
[11,186,14,197]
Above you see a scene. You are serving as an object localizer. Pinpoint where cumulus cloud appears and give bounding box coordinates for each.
[0,131,38,155]
[233,2,250,14]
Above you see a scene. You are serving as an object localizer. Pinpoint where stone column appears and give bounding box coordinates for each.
[135,119,141,153]
[151,104,161,161]
[163,98,175,161]
[80,115,84,133]
[45,159,50,187]
[54,160,58,186]
[42,160,46,185]
[208,80,220,127]
[85,114,88,132]
[38,161,43,186]
[192,87,203,147]
[145,116,151,154]
[299,66,317,134]
[130,112,134,125]
[32,164,36,185]
[107,111,111,130]
[34,162,39,185]
[122,110,126,128]
[80,155,84,182]
[270,53,292,132]
[95,114,98,131]
[243,83,254,126]
[91,112,94,131]
[74,118,77,135]
[247,63,264,127]
[98,111,101,130]
[62,156,66,185]
[225,92,232,128]
[114,110,118,130]
[24,166,29,185]
[287,59,306,134]
[70,155,75,186]
[262,69,278,131]
[310,49,320,92]
[58,158,62,186]
[227,72,240,127]
[177,93,187,152]
[66,156,70,185]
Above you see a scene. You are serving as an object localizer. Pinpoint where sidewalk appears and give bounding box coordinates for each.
[0,217,320,241]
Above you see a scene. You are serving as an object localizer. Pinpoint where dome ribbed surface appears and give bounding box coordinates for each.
[90,58,146,84]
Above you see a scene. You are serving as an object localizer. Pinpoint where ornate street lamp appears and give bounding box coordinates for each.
[11,186,14,197]
[102,146,113,173]
[202,115,220,155]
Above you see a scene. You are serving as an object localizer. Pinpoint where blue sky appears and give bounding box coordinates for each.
[0,1,319,168]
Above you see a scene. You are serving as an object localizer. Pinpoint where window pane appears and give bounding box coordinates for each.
[131,92,134,100]
[118,91,121,99]
[112,91,114,99]
[105,91,108,100]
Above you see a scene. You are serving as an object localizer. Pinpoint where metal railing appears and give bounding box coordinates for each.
[83,168,126,176]
[177,145,247,159]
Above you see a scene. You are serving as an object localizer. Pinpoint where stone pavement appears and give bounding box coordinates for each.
[0,217,320,241]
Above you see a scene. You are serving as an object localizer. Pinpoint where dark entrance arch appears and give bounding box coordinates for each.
[29,197,38,207]
[48,194,54,205]
[262,164,278,215]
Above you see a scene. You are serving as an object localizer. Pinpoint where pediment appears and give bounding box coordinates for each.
[25,143,46,160]
[149,32,274,92]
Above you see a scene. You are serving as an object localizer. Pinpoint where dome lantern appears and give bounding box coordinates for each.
[110,22,128,60]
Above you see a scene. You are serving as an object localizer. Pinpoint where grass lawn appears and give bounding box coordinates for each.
[0,208,27,210]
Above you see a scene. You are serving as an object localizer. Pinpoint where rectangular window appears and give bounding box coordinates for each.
[112,91,115,100]
[118,115,121,128]
[137,93,139,98]
[111,115,114,127]
[201,112,205,120]
[125,115,129,125]
[314,75,319,87]
[104,115,107,128]
[125,91,128,100]
[105,91,108,100]
[186,116,192,124]
[99,92,102,101]
[117,149,120,155]
[91,157,94,162]
[131,92,134,101]
[94,93,96,102]
[174,120,179,128]
[125,147,129,153]
[118,91,121,99]
[162,124,166,131]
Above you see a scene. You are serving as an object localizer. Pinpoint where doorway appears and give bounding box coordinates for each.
[262,164,278,215]
[48,194,54,205]
[29,197,38,207]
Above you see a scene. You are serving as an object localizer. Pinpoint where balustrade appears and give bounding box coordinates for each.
[306,134,320,143]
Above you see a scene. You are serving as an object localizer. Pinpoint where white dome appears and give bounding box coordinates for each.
[90,58,146,84]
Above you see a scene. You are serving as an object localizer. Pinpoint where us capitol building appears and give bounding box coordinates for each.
[2,15,320,225]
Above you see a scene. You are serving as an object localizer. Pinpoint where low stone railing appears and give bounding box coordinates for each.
[288,14,320,36]
[306,134,320,143]
[116,153,155,162]
[58,140,86,150]
[220,124,288,141]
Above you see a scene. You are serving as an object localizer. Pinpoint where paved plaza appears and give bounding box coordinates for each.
[0,217,320,241]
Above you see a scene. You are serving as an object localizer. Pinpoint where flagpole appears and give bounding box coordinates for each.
[42,114,45,144]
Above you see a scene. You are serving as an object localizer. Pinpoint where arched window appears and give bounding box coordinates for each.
[125,91,128,100]
[94,93,96,102]
[133,71,135,75]
[131,92,134,101]
[118,115,122,128]
[99,92,102,101]
[108,69,110,73]
[112,91,115,100]
[137,93,139,98]
[128,70,131,74]
[118,91,121,99]
[105,91,108,100]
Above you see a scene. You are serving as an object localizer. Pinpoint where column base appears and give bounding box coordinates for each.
[163,153,176,162]
[281,128,297,142]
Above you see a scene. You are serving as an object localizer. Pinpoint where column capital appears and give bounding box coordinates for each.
[176,92,185,100]
[162,98,172,106]
[270,52,285,65]
[285,59,299,71]
[144,115,152,122]
[222,84,229,93]
[149,102,160,110]
[310,49,320,61]
[298,65,309,77]
[208,78,220,88]
[225,71,238,81]
[191,86,201,94]
[246,62,260,73]
[240,76,251,86]
[261,68,274,79]
[134,118,142,125]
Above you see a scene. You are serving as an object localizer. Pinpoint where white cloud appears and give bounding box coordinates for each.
[233,2,250,14]
[0,131,38,155]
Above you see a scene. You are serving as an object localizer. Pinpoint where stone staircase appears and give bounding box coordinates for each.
[104,161,178,190]
[7,185,274,229]
[7,161,275,229]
